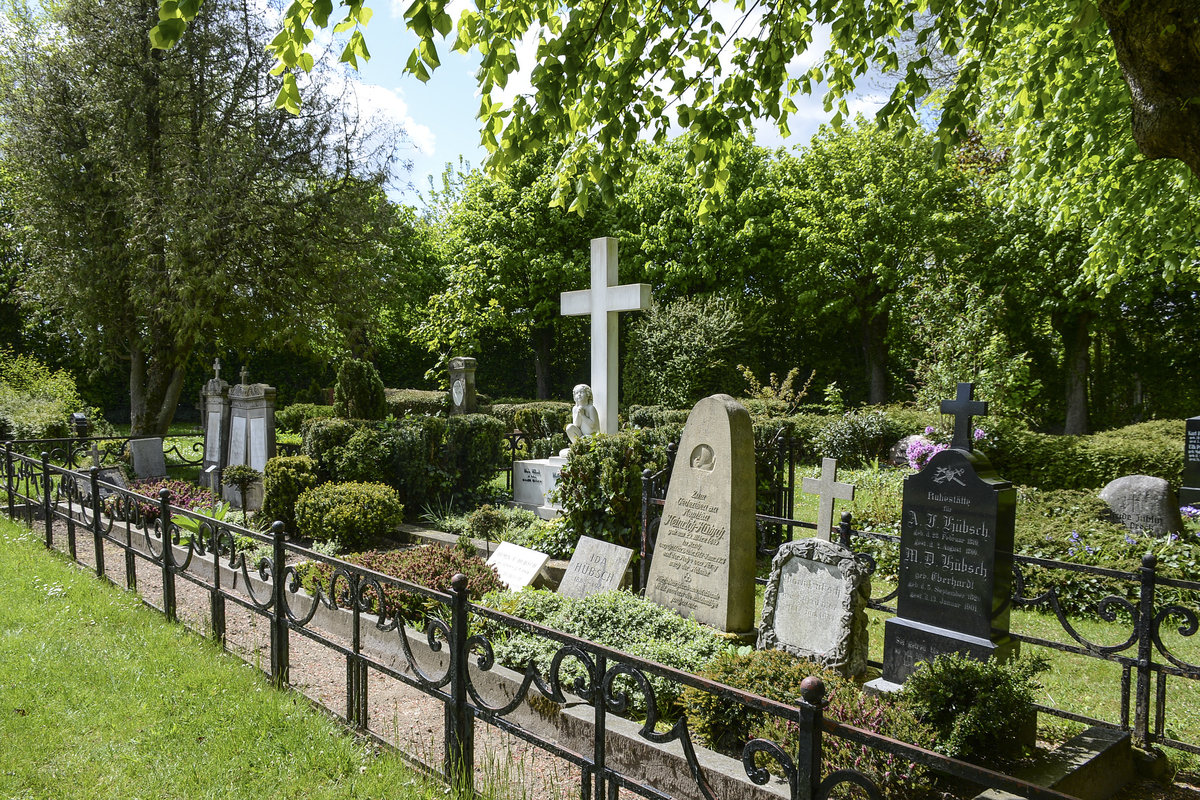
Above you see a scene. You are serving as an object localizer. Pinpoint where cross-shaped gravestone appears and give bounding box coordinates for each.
[801,457,856,541]
[240,365,249,386]
[941,382,988,450]
[213,358,221,380]
[560,237,653,435]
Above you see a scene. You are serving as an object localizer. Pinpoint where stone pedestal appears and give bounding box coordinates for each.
[512,457,567,519]
[223,373,276,504]
[448,357,478,415]
[1182,417,1200,506]
[199,373,230,490]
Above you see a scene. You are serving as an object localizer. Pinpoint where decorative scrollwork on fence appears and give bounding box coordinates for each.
[1012,562,1140,655]
[1151,604,1200,675]
[816,769,884,800]
[742,737,797,797]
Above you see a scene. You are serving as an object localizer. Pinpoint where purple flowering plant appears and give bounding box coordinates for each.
[905,425,989,471]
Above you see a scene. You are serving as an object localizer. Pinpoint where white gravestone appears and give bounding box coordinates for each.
[487,542,551,591]
[557,536,635,599]
[560,237,652,435]
[757,538,871,678]
[511,456,567,519]
[644,394,756,633]
[130,437,166,479]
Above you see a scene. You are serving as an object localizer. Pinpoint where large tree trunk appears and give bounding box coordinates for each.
[1055,310,1093,436]
[1099,1,1200,176]
[129,341,193,436]
[532,325,553,400]
[862,306,890,405]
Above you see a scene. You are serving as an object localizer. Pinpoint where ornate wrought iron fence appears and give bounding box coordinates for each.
[641,455,1200,758]
[4,434,204,470]
[2,448,1080,800]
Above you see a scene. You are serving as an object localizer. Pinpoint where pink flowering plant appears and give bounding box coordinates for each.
[104,478,217,523]
[905,425,989,470]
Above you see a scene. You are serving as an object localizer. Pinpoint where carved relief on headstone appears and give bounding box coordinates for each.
[448,356,477,415]
[758,538,870,677]
[644,394,756,633]
[557,536,635,599]
[1100,475,1183,538]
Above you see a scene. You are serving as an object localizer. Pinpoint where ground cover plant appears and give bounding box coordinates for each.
[0,517,444,800]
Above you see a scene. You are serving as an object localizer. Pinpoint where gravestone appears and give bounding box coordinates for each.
[868,382,1018,692]
[486,542,551,591]
[448,356,478,415]
[758,538,870,677]
[80,466,128,505]
[511,456,567,519]
[199,358,231,489]
[130,437,166,479]
[560,237,652,434]
[802,457,855,541]
[557,536,635,599]
[1099,475,1183,537]
[223,368,275,507]
[644,394,756,633]
[1182,416,1200,506]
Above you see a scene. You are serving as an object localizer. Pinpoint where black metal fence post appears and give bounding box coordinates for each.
[269,521,289,688]
[209,521,225,644]
[158,489,176,621]
[41,452,52,547]
[591,652,608,800]
[348,572,367,730]
[4,442,13,519]
[838,512,854,551]
[796,676,826,800]
[89,467,106,579]
[1134,552,1157,745]
[445,572,475,794]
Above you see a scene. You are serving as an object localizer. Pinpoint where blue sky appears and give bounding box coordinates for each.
[338,3,887,205]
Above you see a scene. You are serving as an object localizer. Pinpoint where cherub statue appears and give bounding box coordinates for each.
[561,383,600,456]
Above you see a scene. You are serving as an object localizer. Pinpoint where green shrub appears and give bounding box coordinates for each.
[445,414,507,494]
[0,348,99,440]
[276,403,334,433]
[300,417,366,479]
[384,388,447,417]
[812,409,907,467]
[295,481,403,550]
[489,402,572,441]
[222,464,261,496]
[626,405,690,429]
[261,456,320,533]
[333,359,387,420]
[554,428,674,551]
[900,653,1048,765]
[479,589,732,719]
[986,419,1183,490]
[680,649,935,800]
[295,544,501,623]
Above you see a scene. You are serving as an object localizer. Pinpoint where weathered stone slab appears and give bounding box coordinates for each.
[1099,475,1183,538]
[645,394,756,633]
[130,438,166,479]
[487,542,551,591]
[557,536,634,599]
[758,538,869,677]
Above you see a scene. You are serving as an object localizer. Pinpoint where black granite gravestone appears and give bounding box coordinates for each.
[1182,416,1200,506]
[868,383,1018,691]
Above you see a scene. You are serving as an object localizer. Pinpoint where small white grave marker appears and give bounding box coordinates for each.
[486,542,551,591]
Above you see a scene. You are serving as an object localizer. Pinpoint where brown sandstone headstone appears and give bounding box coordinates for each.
[644,394,756,633]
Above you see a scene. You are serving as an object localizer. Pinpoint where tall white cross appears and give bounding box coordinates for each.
[802,457,856,541]
[560,238,653,435]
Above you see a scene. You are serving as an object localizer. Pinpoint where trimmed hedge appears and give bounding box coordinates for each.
[384,388,447,417]
[276,403,334,434]
[301,414,506,508]
[490,401,573,441]
[295,481,403,550]
[261,455,320,533]
[986,419,1183,490]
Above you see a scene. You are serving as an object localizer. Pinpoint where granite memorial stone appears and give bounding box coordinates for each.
[557,536,635,598]
[199,358,231,489]
[448,356,478,415]
[1099,475,1183,538]
[758,538,870,677]
[1182,416,1200,506]
[130,437,166,479]
[868,382,1018,691]
[487,542,551,591]
[644,394,756,633]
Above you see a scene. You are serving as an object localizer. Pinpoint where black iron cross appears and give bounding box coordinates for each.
[941,382,987,451]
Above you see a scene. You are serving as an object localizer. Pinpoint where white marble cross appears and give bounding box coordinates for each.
[560,238,652,435]
[802,457,856,541]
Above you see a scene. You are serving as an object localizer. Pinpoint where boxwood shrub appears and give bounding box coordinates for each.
[384,388,447,417]
[333,359,387,420]
[490,401,573,442]
[261,455,320,533]
[276,403,334,433]
[478,589,732,719]
[294,481,403,550]
[296,544,501,623]
[679,649,935,800]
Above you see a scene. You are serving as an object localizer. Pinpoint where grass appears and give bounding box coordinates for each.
[0,516,448,800]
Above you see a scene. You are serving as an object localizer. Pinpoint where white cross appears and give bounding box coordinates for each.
[560,238,652,435]
[802,457,856,541]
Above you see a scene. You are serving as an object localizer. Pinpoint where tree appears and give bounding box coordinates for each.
[155,1,1199,287]
[2,0,400,433]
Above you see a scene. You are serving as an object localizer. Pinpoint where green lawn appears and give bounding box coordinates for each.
[0,516,445,800]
